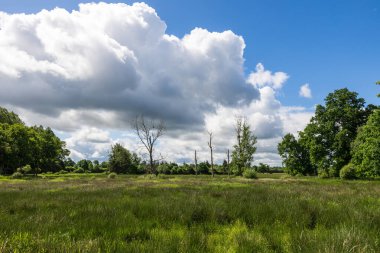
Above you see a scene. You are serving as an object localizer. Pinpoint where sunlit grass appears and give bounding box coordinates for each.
[0,174,379,252]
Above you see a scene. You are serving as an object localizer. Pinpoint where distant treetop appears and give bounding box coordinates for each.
[0,107,23,125]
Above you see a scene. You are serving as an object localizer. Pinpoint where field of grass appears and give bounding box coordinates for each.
[0,174,379,252]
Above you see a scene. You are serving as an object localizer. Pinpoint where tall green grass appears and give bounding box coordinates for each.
[0,175,379,252]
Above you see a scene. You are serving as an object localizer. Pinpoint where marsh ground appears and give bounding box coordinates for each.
[0,174,379,252]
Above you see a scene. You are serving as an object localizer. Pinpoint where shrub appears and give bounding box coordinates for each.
[257,163,270,173]
[23,165,32,174]
[318,169,330,179]
[57,170,68,175]
[11,172,23,179]
[65,166,75,172]
[108,172,117,179]
[16,165,33,174]
[340,163,358,180]
[243,169,257,179]
[74,168,84,174]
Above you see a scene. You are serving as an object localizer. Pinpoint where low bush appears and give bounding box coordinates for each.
[65,166,75,172]
[340,163,358,180]
[318,170,330,179]
[11,172,23,179]
[74,168,85,174]
[57,170,68,175]
[108,172,117,179]
[243,169,257,179]
[16,165,33,174]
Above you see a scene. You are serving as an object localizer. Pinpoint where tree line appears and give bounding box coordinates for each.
[0,107,263,177]
[108,116,262,177]
[278,87,379,179]
[1,85,378,179]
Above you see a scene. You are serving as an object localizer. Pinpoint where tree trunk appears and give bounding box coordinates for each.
[194,150,198,175]
[211,146,214,177]
[208,132,214,177]
[227,149,230,177]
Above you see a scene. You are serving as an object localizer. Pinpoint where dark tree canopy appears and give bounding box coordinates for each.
[108,143,138,174]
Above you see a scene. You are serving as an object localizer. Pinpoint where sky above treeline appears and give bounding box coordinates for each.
[0,1,379,165]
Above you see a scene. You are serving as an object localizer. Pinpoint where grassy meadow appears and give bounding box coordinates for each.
[0,174,379,252]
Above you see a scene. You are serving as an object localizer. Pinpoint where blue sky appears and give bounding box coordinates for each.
[2,0,380,106]
[0,1,379,164]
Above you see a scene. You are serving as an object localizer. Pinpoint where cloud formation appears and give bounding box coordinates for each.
[0,2,314,165]
[247,63,289,90]
[0,2,258,130]
[299,83,312,98]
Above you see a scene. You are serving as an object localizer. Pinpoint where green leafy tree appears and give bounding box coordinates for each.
[0,107,23,125]
[377,81,380,97]
[77,160,94,172]
[256,163,271,173]
[64,158,76,168]
[130,152,141,173]
[100,161,109,169]
[32,126,69,173]
[278,133,315,176]
[92,160,103,173]
[300,88,372,176]
[198,161,210,174]
[2,123,34,173]
[157,162,171,174]
[108,143,134,174]
[0,107,69,175]
[231,117,257,175]
[351,109,380,178]
[222,159,228,174]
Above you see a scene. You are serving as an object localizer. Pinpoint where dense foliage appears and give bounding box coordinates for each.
[278,88,378,179]
[0,107,69,175]
[0,107,23,125]
[108,143,141,174]
[278,133,315,176]
[351,109,380,178]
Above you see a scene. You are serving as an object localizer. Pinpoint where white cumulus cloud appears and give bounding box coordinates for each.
[299,83,312,98]
[247,63,289,90]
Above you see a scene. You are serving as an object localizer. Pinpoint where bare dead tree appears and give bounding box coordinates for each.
[227,149,230,177]
[235,116,243,151]
[194,150,198,175]
[133,115,165,175]
[207,131,214,177]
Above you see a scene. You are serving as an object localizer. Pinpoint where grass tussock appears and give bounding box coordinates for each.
[0,174,379,252]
